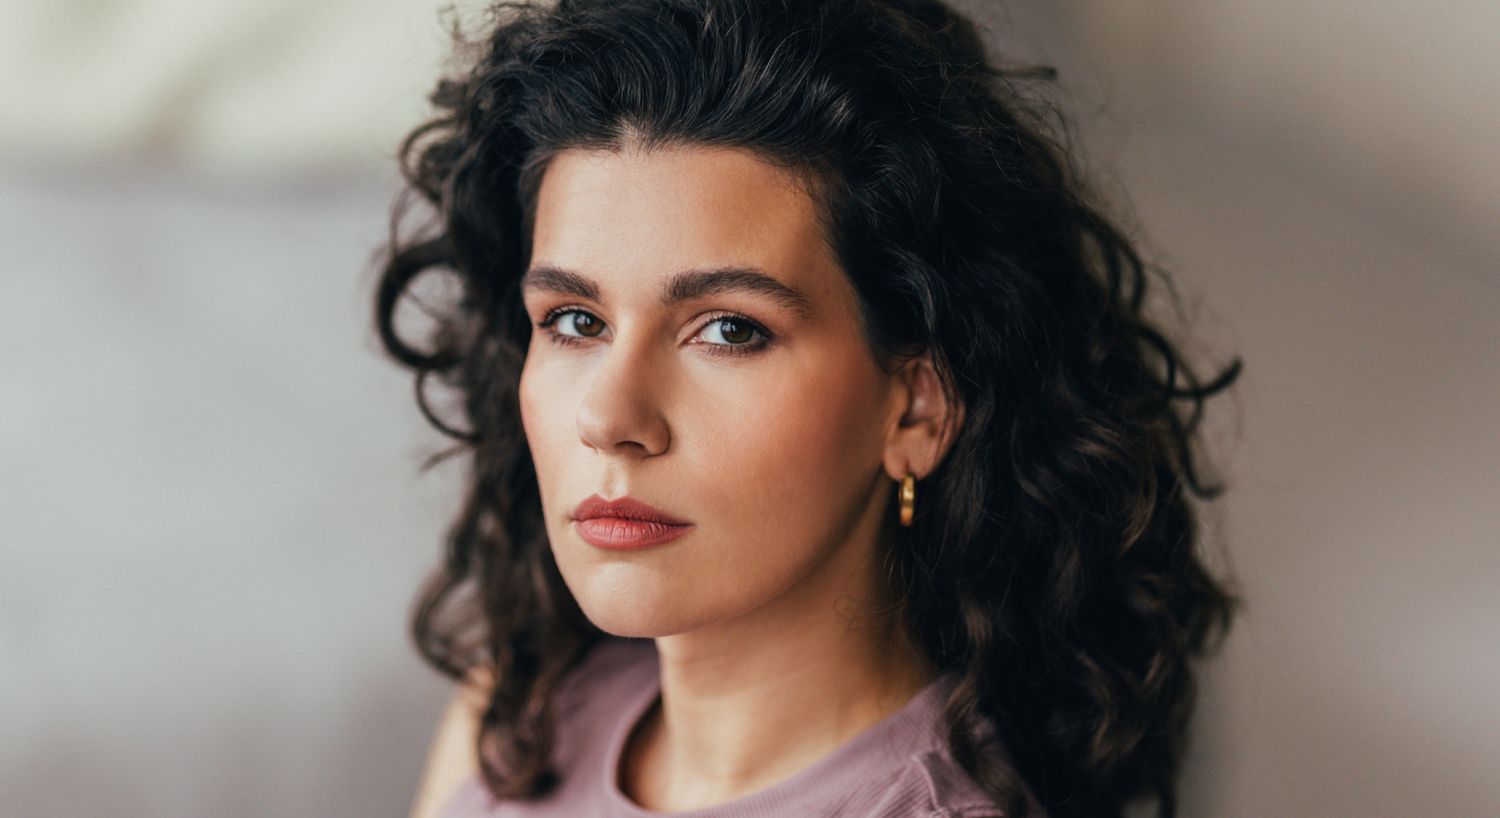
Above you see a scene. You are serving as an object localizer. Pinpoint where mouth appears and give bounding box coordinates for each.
[571,494,691,525]
[570,494,693,550]
[572,517,693,549]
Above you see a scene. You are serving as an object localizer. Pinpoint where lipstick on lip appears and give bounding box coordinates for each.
[571,494,694,550]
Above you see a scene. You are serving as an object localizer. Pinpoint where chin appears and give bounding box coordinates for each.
[565,565,735,639]
[578,600,692,639]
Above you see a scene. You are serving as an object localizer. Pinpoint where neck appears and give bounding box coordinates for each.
[619,536,939,811]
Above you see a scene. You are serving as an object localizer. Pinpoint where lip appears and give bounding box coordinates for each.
[571,494,694,550]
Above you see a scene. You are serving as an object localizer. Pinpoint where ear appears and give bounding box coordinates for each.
[882,352,966,482]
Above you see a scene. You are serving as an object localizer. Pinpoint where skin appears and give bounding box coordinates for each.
[409,139,964,816]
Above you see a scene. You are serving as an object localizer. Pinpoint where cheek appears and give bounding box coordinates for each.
[689,350,886,566]
[518,358,539,458]
[518,354,567,499]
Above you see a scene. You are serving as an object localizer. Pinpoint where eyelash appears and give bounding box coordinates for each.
[536,306,774,358]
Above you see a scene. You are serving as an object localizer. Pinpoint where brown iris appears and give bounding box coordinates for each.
[715,318,754,345]
[572,313,604,337]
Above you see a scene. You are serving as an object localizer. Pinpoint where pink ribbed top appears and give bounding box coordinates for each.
[437,637,1032,818]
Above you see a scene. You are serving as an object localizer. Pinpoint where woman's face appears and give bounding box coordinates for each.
[518,142,910,638]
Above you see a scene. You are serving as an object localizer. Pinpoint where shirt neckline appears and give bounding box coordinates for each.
[597,644,958,817]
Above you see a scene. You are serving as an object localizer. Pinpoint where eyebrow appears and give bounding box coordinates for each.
[520,263,815,320]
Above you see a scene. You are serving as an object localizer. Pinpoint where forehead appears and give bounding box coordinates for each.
[528,144,836,300]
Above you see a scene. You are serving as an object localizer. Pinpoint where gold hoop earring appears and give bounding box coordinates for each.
[898,472,916,527]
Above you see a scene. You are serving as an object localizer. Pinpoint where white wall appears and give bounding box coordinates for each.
[1,165,460,816]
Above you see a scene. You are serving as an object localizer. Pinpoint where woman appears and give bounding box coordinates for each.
[373,0,1242,816]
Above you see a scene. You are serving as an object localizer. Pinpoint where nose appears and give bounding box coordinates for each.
[575,330,671,458]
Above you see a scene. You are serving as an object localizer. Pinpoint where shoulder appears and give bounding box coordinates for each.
[909,749,1004,817]
[553,637,659,747]
[408,638,655,818]
[563,635,657,694]
[901,746,1046,818]
[853,750,1000,818]
[843,726,1042,818]
[408,665,495,818]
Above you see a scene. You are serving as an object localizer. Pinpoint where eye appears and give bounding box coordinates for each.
[538,307,606,342]
[694,313,772,355]
[535,307,774,357]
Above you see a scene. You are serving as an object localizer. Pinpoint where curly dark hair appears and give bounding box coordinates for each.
[371,0,1244,816]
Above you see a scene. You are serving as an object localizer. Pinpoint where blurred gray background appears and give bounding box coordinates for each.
[2,1,1496,816]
